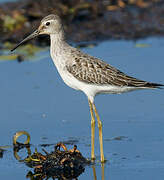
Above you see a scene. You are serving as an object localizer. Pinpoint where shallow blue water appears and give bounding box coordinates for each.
[0,37,164,179]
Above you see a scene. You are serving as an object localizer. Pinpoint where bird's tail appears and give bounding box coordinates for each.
[143,82,164,89]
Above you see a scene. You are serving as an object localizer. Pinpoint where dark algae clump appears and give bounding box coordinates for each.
[25,143,89,179]
[13,131,90,180]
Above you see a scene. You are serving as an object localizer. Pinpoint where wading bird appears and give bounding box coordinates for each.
[11,14,163,163]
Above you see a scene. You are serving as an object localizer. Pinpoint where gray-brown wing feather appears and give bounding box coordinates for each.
[66,49,162,88]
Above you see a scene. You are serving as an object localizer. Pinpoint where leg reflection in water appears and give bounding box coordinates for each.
[92,163,105,180]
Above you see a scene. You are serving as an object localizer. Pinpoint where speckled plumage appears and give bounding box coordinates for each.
[66,48,161,87]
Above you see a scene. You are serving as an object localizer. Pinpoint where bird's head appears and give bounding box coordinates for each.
[11,14,62,51]
[39,14,63,35]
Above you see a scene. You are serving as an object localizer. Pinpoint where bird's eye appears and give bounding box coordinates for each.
[46,22,50,26]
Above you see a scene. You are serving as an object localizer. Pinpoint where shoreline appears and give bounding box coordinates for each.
[0,0,164,48]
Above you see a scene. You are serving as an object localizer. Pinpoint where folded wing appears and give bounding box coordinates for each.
[66,50,163,88]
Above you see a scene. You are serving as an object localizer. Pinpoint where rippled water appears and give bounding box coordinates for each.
[0,37,164,179]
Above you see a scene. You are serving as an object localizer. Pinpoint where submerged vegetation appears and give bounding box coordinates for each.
[0,42,47,62]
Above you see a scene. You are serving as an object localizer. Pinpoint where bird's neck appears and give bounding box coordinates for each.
[50,30,69,69]
[50,30,68,54]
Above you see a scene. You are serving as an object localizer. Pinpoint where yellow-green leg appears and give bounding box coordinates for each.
[93,103,105,163]
[88,99,95,160]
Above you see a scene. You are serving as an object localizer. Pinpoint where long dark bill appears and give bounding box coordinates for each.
[11,30,39,52]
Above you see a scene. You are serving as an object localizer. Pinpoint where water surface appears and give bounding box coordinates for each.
[0,37,164,179]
